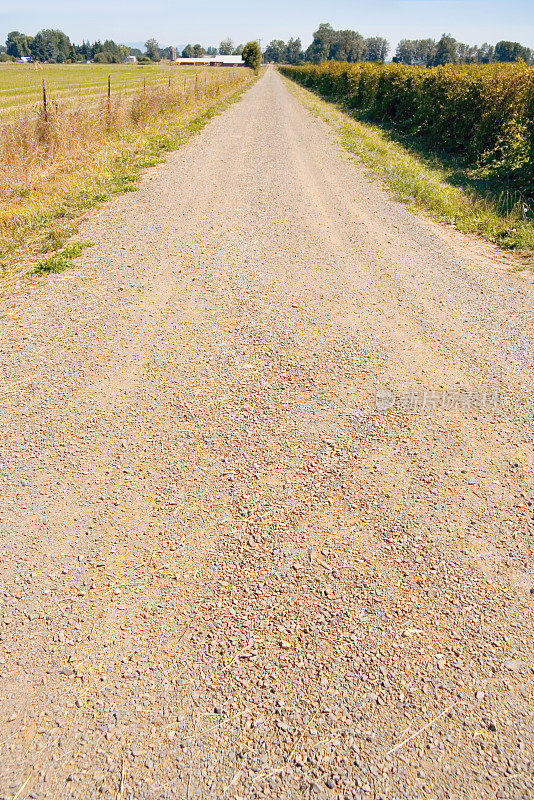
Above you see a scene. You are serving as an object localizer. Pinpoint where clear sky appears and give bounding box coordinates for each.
[1,0,533,54]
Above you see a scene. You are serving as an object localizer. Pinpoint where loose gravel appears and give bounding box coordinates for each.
[0,67,533,800]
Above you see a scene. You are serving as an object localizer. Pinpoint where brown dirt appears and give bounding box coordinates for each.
[0,67,533,800]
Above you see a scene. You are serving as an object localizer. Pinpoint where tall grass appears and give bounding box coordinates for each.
[0,68,253,277]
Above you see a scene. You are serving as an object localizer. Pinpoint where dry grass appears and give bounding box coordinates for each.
[0,68,254,282]
[0,62,202,117]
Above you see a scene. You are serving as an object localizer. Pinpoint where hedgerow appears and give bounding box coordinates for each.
[280,62,534,198]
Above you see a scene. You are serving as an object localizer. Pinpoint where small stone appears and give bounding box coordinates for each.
[213,706,222,714]
[487,722,497,732]
[310,783,322,795]
[475,690,485,701]
[280,640,291,650]
[59,667,74,677]
[503,658,520,672]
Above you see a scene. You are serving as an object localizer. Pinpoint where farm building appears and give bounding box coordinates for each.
[124,55,137,64]
[173,55,245,66]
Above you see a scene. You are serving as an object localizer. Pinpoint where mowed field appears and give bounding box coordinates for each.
[0,62,204,116]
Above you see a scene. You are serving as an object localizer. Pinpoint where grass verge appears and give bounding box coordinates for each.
[33,241,94,274]
[282,75,533,269]
[0,71,257,288]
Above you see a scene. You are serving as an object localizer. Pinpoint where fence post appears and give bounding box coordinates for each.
[107,74,111,116]
[42,79,48,123]
[143,77,146,93]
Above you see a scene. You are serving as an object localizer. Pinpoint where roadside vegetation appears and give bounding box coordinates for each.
[280,63,534,263]
[0,67,255,285]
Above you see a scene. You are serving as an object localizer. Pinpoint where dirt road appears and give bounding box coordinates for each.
[0,67,533,800]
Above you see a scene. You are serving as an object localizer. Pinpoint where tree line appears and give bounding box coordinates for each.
[265,24,533,66]
[1,31,248,64]
[2,25,533,67]
[393,36,533,65]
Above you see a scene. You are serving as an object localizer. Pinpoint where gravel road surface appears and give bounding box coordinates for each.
[0,67,533,800]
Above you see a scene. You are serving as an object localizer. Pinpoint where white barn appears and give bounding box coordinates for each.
[173,55,245,66]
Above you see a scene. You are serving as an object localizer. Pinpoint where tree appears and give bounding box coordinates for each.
[394,39,416,64]
[330,29,366,62]
[206,46,217,56]
[476,43,495,63]
[233,44,244,55]
[92,39,124,63]
[285,38,303,64]
[242,41,262,72]
[6,31,33,59]
[264,40,286,63]
[306,23,336,63]
[431,34,458,66]
[145,38,160,61]
[30,29,73,62]
[219,38,234,55]
[394,38,436,65]
[305,23,370,63]
[365,37,388,62]
[495,40,533,63]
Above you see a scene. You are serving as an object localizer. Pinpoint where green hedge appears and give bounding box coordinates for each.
[280,62,534,174]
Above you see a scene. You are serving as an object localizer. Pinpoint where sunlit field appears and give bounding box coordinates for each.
[0,62,205,116]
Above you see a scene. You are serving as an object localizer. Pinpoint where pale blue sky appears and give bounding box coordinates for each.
[1,0,533,53]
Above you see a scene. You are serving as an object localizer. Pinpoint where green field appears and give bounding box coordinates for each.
[0,62,204,116]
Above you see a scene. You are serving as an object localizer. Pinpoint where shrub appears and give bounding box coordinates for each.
[242,41,262,73]
[280,62,534,177]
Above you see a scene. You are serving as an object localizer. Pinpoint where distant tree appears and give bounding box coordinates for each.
[495,40,533,63]
[219,37,234,55]
[6,31,33,59]
[305,23,369,63]
[30,29,73,62]
[145,38,161,61]
[206,46,217,56]
[365,36,389,61]
[306,23,335,63]
[264,40,286,63]
[416,39,437,65]
[92,39,125,63]
[285,37,303,64]
[242,40,262,72]
[182,44,206,58]
[393,39,416,64]
[431,34,458,65]
[263,37,303,64]
[476,42,495,63]
[394,38,436,65]
[330,29,366,62]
